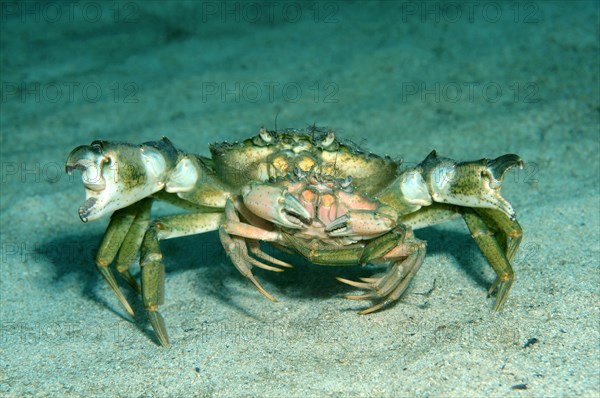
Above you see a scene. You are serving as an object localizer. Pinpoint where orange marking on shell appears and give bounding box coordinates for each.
[302,190,315,202]
[271,156,289,173]
[297,157,315,171]
[321,194,335,207]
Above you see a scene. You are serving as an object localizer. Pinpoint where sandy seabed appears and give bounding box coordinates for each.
[1,1,599,397]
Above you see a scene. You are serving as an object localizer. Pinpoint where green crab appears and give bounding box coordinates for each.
[66,127,523,346]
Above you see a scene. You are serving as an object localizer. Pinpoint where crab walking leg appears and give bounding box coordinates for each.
[140,227,168,346]
[219,199,284,301]
[358,229,406,264]
[221,230,285,273]
[399,203,462,230]
[138,211,225,346]
[218,229,279,302]
[474,207,523,263]
[115,196,227,295]
[462,208,522,310]
[247,240,294,269]
[359,242,426,314]
[224,221,281,241]
[114,199,153,293]
[94,201,148,317]
[151,190,220,212]
[233,199,294,269]
[116,191,228,293]
[337,232,426,314]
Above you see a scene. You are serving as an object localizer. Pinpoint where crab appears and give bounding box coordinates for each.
[66,127,523,346]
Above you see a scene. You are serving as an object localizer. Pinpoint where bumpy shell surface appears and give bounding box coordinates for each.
[209,127,400,194]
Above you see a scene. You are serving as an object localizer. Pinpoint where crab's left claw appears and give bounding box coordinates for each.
[66,138,176,222]
[241,183,312,229]
[421,151,523,220]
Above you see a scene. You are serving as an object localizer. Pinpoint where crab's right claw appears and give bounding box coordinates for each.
[421,151,523,220]
[241,183,312,229]
[66,138,176,222]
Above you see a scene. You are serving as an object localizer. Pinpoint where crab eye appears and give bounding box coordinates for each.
[259,127,272,142]
[293,167,306,179]
[341,176,353,189]
[90,140,104,151]
[253,127,273,147]
[320,130,335,147]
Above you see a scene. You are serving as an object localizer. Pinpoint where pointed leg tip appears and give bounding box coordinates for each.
[248,275,278,302]
[336,277,371,290]
[148,310,170,347]
[359,277,379,283]
[345,293,375,301]
[263,289,279,302]
[336,276,357,285]
[158,334,171,347]
[125,306,135,318]
[115,291,135,319]
[97,265,137,317]
[358,306,379,315]
[261,292,278,303]
[492,296,508,312]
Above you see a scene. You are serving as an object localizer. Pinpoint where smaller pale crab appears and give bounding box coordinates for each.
[66,127,523,346]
